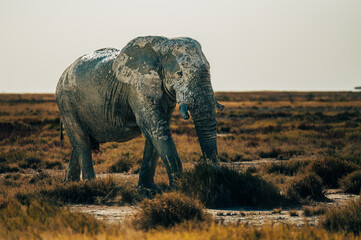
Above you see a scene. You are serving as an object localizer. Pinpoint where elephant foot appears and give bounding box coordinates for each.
[168,172,183,189]
[81,171,96,180]
[138,182,161,194]
[65,167,80,181]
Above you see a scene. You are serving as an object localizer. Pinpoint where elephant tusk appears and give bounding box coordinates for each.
[179,103,190,120]
[216,102,225,111]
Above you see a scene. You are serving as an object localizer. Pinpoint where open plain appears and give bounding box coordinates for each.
[1,91,361,239]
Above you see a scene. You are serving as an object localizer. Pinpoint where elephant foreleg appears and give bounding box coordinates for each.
[138,139,159,189]
[130,96,182,188]
[157,138,182,188]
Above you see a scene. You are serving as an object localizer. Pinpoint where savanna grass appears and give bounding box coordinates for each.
[303,206,327,217]
[263,159,310,176]
[339,171,361,194]
[308,156,359,188]
[11,176,143,206]
[0,199,111,239]
[132,192,210,230]
[285,172,325,201]
[177,163,285,208]
[322,199,361,234]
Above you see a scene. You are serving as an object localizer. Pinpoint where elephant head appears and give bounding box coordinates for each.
[113,36,222,165]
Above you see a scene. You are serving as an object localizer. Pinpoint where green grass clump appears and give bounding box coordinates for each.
[322,199,361,234]
[339,171,361,194]
[308,157,358,188]
[132,192,209,230]
[285,173,325,201]
[177,163,284,208]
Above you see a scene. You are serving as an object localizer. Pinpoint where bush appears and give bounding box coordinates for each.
[8,176,144,206]
[177,163,284,208]
[264,160,310,176]
[339,171,361,194]
[303,206,326,216]
[308,157,358,188]
[38,177,119,204]
[108,158,133,173]
[18,157,41,169]
[259,148,283,159]
[285,173,325,201]
[322,199,361,234]
[133,192,209,230]
[0,162,20,173]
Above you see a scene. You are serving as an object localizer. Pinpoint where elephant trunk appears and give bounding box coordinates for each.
[175,67,219,165]
[189,88,219,165]
[193,116,219,165]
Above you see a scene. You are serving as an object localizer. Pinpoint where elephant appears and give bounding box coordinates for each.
[56,36,223,189]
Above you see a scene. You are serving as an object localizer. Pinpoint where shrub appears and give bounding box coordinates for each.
[108,158,133,173]
[322,199,361,234]
[285,173,325,201]
[219,153,248,162]
[18,157,41,169]
[308,157,358,188]
[8,176,143,206]
[0,150,26,163]
[0,151,51,171]
[119,184,143,204]
[44,160,63,169]
[177,163,284,208]
[132,192,209,230]
[339,171,361,194]
[259,148,283,159]
[29,171,52,185]
[0,196,8,209]
[264,160,310,176]
[0,162,20,173]
[303,206,326,217]
[38,177,120,204]
[288,210,298,216]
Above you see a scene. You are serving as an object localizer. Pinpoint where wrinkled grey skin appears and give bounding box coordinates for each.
[56,36,222,188]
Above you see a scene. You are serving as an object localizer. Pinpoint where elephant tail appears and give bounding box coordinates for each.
[60,120,64,147]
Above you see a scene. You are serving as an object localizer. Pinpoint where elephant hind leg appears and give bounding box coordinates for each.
[62,114,95,181]
[65,149,80,181]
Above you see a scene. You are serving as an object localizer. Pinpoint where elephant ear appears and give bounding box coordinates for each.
[113,42,163,101]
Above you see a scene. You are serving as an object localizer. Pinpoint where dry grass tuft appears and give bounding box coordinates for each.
[285,172,325,202]
[308,157,358,188]
[10,176,143,206]
[339,171,361,194]
[177,163,285,208]
[303,206,327,216]
[0,199,110,239]
[263,159,310,176]
[322,199,361,234]
[132,192,210,230]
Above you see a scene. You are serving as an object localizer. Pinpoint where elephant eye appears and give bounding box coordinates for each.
[177,71,183,78]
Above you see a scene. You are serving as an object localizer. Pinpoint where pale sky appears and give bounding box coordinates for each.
[0,0,360,93]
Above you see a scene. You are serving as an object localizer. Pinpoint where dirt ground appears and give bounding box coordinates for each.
[69,158,360,228]
[68,189,359,227]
